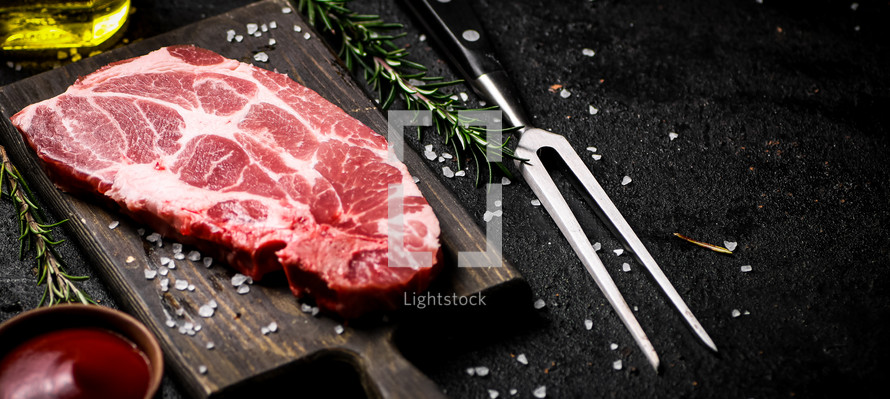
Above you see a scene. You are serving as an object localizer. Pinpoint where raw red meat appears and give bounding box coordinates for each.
[11,45,442,318]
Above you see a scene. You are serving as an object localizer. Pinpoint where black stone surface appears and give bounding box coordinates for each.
[1,0,888,398]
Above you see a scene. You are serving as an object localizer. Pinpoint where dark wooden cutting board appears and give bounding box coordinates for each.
[0,0,527,397]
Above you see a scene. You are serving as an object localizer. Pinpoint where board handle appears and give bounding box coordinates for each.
[353,331,447,399]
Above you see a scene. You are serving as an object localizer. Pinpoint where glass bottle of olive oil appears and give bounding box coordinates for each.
[0,0,130,52]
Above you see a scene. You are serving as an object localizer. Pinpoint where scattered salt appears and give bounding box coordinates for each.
[443,166,455,178]
[188,284,196,292]
[584,319,594,330]
[206,342,215,350]
[586,146,597,152]
[165,319,176,328]
[158,267,168,276]
[582,48,595,57]
[593,242,602,251]
[293,25,301,32]
[559,89,571,98]
[530,199,541,206]
[669,132,679,141]
[466,367,476,376]
[203,257,213,268]
[592,154,602,160]
[188,251,201,261]
[610,343,618,350]
[419,34,426,41]
[501,177,511,185]
[517,353,528,365]
[260,23,268,32]
[533,386,547,398]
[235,35,244,42]
[268,322,278,333]
[237,285,250,295]
[137,228,145,236]
[495,200,502,207]
[438,156,445,163]
[851,2,859,11]
[268,38,277,46]
[144,269,157,280]
[724,241,738,251]
[613,249,624,256]
[621,175,632,185]
[126,256,136,264]
[282,7,292,13]
[231,273,249,287]
[167,261,176,270]
[483,211,494,222]
[424,150,437,160]
[146,233,161,242]
[442,153,453,159]
[198,305,215,318]
[108,221,119,229]
[533,299,546,309]
[493,210,503,217]
[269,21,277,29]
[612,359,623,370]
[160,256,172,266]
[509,389,518,396]
[246,23,258,35]
[261,326,270,335]
[303,32,311,40]
[455,170,466,177]
[226,29,236,42]
[741,265,753,273]
[589,105,599,115]
[208,299,218,309]
[489,389,500,399]
[475,366,489,376]
[622,263,631,272]
[334,325,345,335]
[175,280,188,291]
[254,52,269,62]
[460,92,469,102]
[413,176,420,183]
[731,309,741,318]
[198,365,208,374]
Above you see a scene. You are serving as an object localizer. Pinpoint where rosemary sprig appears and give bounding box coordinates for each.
[297,0,518,184]
[0,146,93,306]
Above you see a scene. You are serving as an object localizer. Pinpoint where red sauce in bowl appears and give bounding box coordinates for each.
[0,327,151,399]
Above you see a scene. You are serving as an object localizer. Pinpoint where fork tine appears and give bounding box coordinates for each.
[553,130,719,352]
[516,129,661,371]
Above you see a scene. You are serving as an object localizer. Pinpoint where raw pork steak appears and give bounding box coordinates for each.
[11,45,442,318]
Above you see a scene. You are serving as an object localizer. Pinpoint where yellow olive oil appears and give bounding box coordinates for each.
[0,0,130,52]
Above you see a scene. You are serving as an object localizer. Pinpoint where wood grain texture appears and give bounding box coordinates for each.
[0,0,528,397]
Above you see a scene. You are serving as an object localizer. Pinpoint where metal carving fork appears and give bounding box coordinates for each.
[403,0,717,370]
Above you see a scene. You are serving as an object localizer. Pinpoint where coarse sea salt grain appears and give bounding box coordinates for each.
[613,249,624,256]
[622,263,631,272]
[483,211,494,222]
[159,265,168,275]
[531,199,541,206]
[209,299,218,309]
[188,251,201,261]
[510,389,518,396]
[582,48,595,57]
[232,273,249,287]
[586,146,597,152]
[261,23,268,32]
[475,366,489,377]
[489,389,500,399]
[226,29,236,42]
[669,132,679,141]
[593,242,602,251]
[303,32,311,40]
[334,325,345,335]
[199,365,208,374]
[443,166,455,178]
[235,35,244,42]
[144,269,157,280]
[559,89,571,98]
[198,305,214,318]
[533,299,546,309]
[269,21,277,29]
[584,319,593,330]
[254,52,269,62]
[455,170,466,177]
[613,359,623,370]
[731,309,741,318]
[282,6,292,13]
[237,285,250,295]
[466,367,476,376]
[172,243,183,253]
[160,256,171,266]
[293,24,301,32]
[741,265,753,273]
[610,343,618,350]
[533,386,547,398]
[206,341,215,350]
[517,353,528,365]
[724,241,738,251]
[146,233,161,242]
[592,154,602,160]
[269,38,277,46]
[589,105,599,115]
[175,280,188,291]
[268,322,278,333]
[621,175,632,185]
[246,23,258,35]
[108,221,119,229]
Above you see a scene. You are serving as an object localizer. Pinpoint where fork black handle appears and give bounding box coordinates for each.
[402,0,530,129]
